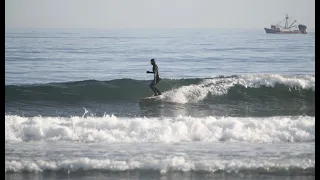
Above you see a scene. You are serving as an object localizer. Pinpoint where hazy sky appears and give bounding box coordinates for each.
[5,0,315,29]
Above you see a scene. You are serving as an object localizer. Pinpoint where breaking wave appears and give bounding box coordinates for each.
[5,74,314,105]
[5,115,314,143]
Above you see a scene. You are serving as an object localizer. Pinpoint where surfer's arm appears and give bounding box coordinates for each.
[147,66,159,83]
[146,66,156,74]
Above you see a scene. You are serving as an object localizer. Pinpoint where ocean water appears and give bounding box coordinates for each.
[5,28,315,180]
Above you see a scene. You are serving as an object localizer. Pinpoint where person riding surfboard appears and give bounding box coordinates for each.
[146,59,162,96]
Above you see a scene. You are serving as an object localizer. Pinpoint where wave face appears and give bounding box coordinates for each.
[5,115,314,143]
[5,74,315,117]
[6,75,314,103]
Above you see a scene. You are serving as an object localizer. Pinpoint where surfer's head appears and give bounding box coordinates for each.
[150,59,155,65]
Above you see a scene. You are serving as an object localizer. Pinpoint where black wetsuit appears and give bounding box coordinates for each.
[147,64,161,95]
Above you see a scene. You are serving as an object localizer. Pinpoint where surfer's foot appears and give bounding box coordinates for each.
[153,94,158,96]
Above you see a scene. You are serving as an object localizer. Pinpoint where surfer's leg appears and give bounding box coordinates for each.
[149,82,158,95]
[154,80,161,95]
[154,86,161,95]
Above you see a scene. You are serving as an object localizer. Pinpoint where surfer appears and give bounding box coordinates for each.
[146,58,162,96]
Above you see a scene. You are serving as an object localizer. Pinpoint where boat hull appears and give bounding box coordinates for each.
[264,28,306,34]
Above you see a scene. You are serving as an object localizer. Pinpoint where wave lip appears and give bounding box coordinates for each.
[160,74,314,104]
[5,115,314,143]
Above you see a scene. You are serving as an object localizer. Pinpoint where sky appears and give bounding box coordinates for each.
[5,0,315,29]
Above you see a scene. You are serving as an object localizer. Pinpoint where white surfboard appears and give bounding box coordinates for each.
[140,95,163,102]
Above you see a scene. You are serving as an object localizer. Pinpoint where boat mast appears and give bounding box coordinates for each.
[285,14,289,29]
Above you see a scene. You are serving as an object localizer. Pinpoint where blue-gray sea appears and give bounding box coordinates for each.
[5,28,315,180]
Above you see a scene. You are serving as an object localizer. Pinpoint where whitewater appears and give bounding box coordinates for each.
[5,115,314,143]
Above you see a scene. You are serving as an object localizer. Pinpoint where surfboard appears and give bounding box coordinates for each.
[139,95,163,103]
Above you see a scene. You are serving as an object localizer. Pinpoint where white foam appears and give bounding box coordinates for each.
[161,74,314,104]
[5,156,314,173]
[5,115,314,143]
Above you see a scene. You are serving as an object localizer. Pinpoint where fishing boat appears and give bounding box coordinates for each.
[264,14,307,34]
